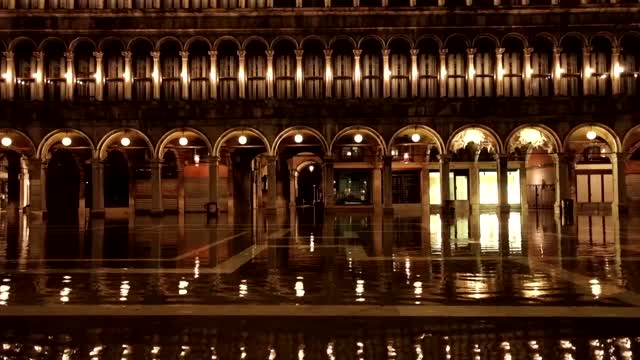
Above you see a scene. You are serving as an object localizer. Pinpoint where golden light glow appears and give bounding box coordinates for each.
[238,68,245,82]
[179,136,188,146]
[497,67,504,80]
[1,137,12,147]
[296,67,302,83]
[65,71,72,82]
[354,134,363,143]
[556,67,565,77]
[614,64,624,77]
[354,65,361,81]
[308,165,314,173]
[585,67,594,78]
[461,128,484,145]
[181,68,188,82]
[1,72,9,80]
[440,67,447,78]
[121,137,131,147]
[518,128,546,148]
[122,70,130,82]
[586,130,597,140]
[468,65,475,78]
[411,133,421,142]
[383,68,391,81]
[266,68,273,82]
[33,71,42,83]
[525,67,533,78]
[294,134,303,143]
[61,137,72,146]
[193,154,200,164]
[238,135,248,145]
[210,67,217,82]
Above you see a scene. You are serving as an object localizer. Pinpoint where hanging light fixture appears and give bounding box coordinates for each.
[121,137,131,147]
[1,137,11,147]
[586,129,597,141]
[354,134,363,144]
[411,133,421,143]
[309,165,314,173]
[61,137,72,147]
[193,154,200,164]
[294,134,303,144]
[238,135,248,145]
[179,136,188,146]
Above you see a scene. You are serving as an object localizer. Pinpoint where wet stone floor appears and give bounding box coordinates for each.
[0,208,639,358]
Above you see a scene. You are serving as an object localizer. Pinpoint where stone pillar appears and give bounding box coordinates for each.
[353,49,362,98]
[28,159,43,213]
[289,169,297,208]
[469,160,480,212]
[466,48,476,97]
[151,51,160,100]
[18,157,29,209]
[209,50,217,99]
[612,46,621,95]
[237,50,246,99]
[91,159,105,217]
[324,49,333,97]
[324,0,330,8]
[439,154,451,211]
[3,52,14,100]
[612,152,627,213]
[122,51,132,100]
[295,49,303,98]
[552,47,562,95]
[40,161,47,215]
[323,156,334,207]
[151,159,163,216]
[266,156,277,210]
[180,50,189,100]
[437,0,444,6]
[410,48,418,97]
[554,153,572,215]
[93,51,104,101]
[209,156,219,204]
[519,160,528,211]
[439,49,447,97]
[421,164,430,210]
[373,160,382,209]
[383,155,393,211]
[496,154,509,213]
[523,47,533,96]
[382,48,390,98]
[32,51,43,100]
[64,51,74,101]
[495,48,504,96]
[266,49,274,99]
[582,47,592,95]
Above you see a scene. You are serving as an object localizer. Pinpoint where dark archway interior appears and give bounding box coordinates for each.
[104,150,130,207]
[0,151,22,208]
[297,165,322,206]
[47,149,80,222]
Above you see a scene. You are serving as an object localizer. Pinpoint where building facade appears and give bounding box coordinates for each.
[0,1,639,218]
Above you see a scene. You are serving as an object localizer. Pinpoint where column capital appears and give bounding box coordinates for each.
[2,51,14,58]
[352,49,362,57]
[209,155,220,164]
[553,46,562,55]
[612,46,621,56]
[294,49,304,58]
[179,51,189,58]
[323,49,333,58]
[410,48,419,56]
[150,158,164,165]
[524,47,534,56]
[382,155,393,164]
[32,51,44,59]
[439,48,448,56]
[150,51,160,59]
[208,50,218,57]
[64,51,74,59]
[121,51,132,59]
[466,48,476,56]
[265,49,274,58]
[494,153,509,161]
[323,155,335,163]
[437,153,451,162]
[582,46,593,55]
[92,51,104,59]
[382,48,391,57]
[237,50,246,58]
[495,47,505,55]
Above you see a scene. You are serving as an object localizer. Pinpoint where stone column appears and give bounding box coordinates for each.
[289,169,297,208]
[324,49,333,97]
[93,51,104,101]
[582,47,592,95]
[122,51,132,100]
[237,50,246,99]
[519,160,528,211]
[523,47,533,96]
[496,154,509,213]
[421,164,430,211]
[295,49,303,98]
[209,156,219,204]
[469,159,480,212]
[40,161,47,215]
[266,156,277,210]
[382,48,390,98]
[150,159,163,216]
[612,46,621,95]
[612,152,627,213]
[151,51,160,100]
[383,155,393,211]
[266,49,274,99]
[3,52,14,100]
[91,159,105,217]
[64,51,74,101]
[323,156,335,207]
[324,0,330,8]
[439,154,451,211]
[495,48,505,96]
[467,48,476,97]
[208,50,217,99]
[554,153,572,215]
[373,160,383,210]
[18,157,29,209]
[437,0,444,6]
[33,51,44,100]
[28,159,43,213]
[353,49,362,98]
[180,50,189,100]
[439,49,447,97]
[552,47,562,95]
[410,48,418,97]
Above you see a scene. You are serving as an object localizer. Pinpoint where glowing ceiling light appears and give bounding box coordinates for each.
[194,154,200,164]
[294,134,303,144]
[411,133,421,143]
[120,137,131,147]
[461,129,484,146]
[586,130,597,141]
[179,136,188,146]
[238,135,248,145]
[519,128,546,148]
[354,134,363,144]
[1,137,11,147]
[61,137,72,147]
[309,165,314,173]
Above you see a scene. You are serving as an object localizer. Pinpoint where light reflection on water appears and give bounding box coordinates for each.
[0,210,633,306]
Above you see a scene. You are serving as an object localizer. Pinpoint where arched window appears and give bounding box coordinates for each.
[133,0,153,8]
[16,0,38,8]
[132,42,153,101]
[302,42,324,99]
[474,40,495,97]
[620,37,640,96]
[361,48,382,98]
[160,43,181,100]
[74,43,97,100]
[105,0,126,8]
[246,43,267,100]
[163,0,180,8]
[589,37,611,96]
[191,0,213,7]
[559,37,582,96]
[43,42,66,101]
[332,41,353,98]
[416,39,439,98]
[274,48,296,99]
[389,43,410,98]
[189,44,210,101]
[219,0,238,8]
[503,39,523,97]
[14,42,36,101]
[446,39,466,98]
[217,42,238,100]
[48,0,68,9]
[103,43,124,101]
[76,0,102,8]
[531,38,552,96]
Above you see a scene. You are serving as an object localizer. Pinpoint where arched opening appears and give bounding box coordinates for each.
[161,150,179,212]
[331,39,355,98]
[102,39,125,101]
[301,39,325,98]
[131,39,154,101]
[502,37,525,97]
[474,38,496,97]
[273,40,297,99]
[14,40,37,101]
[104,150,129,208]
[445,37,467,98]
[388,38,411,98]
[360,39,383,98]
[296,162,322,206]
[0,151,22,211]
[416,38,440,98]
[73,41,98,100]
[47,150,81,222]
[245,40,267,100]
[188,39,211,101]
[559,36,584,96]
[531,36,553,96]
[588,36,612,96]
[216,40,239,100]
[622,125,640,207]
[620,35,640,96]
[160,40,182,100]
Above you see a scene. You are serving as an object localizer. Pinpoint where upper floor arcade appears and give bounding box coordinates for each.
[2,32,640,103]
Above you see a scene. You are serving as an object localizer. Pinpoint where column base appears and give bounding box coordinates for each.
[150,209,164,217]
[91,209,105,218]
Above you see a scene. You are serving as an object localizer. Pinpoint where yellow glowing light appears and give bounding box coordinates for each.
[181,69,188,82]
[65,71,72,82]
[525,67,533,78]
[614,64,624,76]
[383,68,391,81]
[308,165,314,173]
[238,135,248,145]
[586,130,597,140]
[519,128,546,148]
[151,70,159,81]
[1,72,8,80]
[294,134,303,143]
[468,66,475,78]
[1,137,11,147]
[440,67,447,78]
[585,67,594,78]
[122,70,130,82]
[179,136,188,146]
[194,154,200,164]
[61,137,72,147]
[411,133,421,142]
[462,129,484,145]
[354,134,363,143]
[120,137,131,147]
